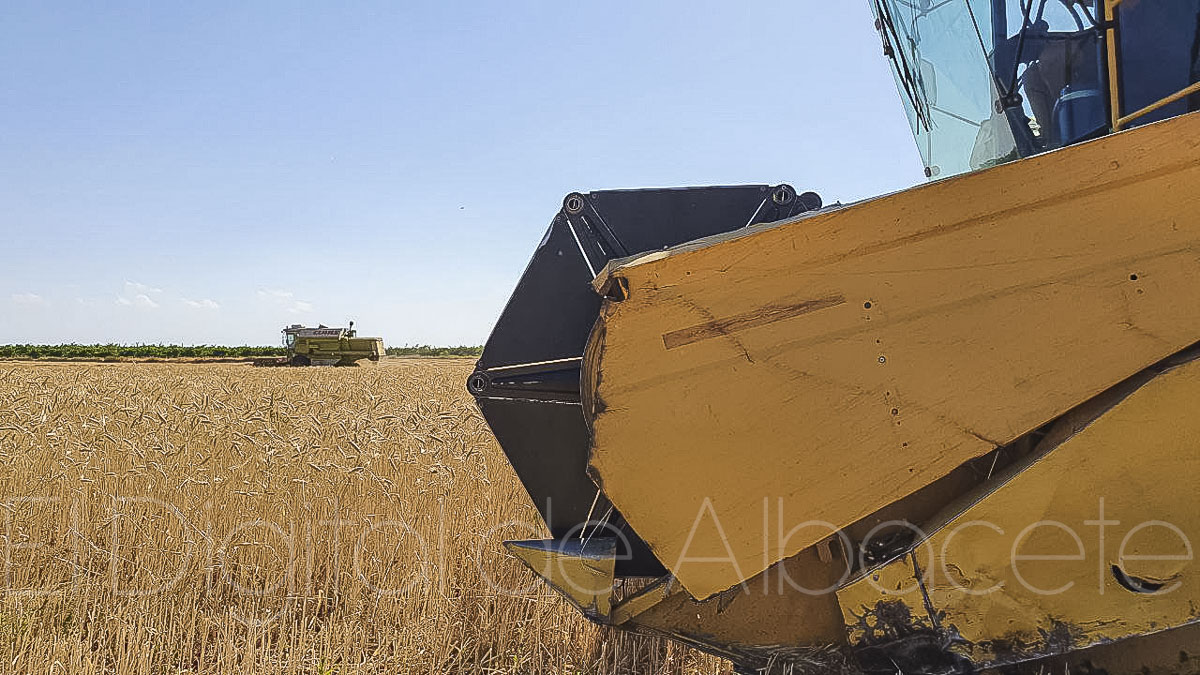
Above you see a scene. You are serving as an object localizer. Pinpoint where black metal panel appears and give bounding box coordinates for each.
[1118,0,1200,124]
[470,184,821,577]
[586,184,809,255]
[478,398,599,532]
[476,185,817,374]
[476,216,603,371]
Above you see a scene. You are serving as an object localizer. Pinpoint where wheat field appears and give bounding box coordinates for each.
[0,359,730,674]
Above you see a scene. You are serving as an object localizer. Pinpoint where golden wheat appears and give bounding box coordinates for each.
[0,359,730,675]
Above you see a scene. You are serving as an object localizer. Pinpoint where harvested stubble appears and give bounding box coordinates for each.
[0,360,730,674]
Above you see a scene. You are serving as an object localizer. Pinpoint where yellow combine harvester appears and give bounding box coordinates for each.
[257,322,384,366]
[471,1,1200,673]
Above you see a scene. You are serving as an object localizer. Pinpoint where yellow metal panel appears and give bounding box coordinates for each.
[838,358,1200,667]
[585,112,1200,600]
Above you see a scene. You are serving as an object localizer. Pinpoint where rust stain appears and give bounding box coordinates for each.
[662,295,845,350]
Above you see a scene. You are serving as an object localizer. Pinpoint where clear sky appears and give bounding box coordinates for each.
[1,1,924,347]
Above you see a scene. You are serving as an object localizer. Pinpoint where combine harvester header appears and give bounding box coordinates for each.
[471,1,1200,673]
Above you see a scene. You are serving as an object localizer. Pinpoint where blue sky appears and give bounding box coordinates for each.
[1,1,923,346]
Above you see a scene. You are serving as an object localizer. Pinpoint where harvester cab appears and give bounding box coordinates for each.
[280,321,384,366]
[873,0,1200,178]
[471,2,1200,673]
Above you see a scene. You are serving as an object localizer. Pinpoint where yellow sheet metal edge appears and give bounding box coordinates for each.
[583,111,1200,600]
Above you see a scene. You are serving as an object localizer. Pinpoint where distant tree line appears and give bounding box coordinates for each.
[385,345,482,357]
[0,344,286,359]
[0,344,482,360]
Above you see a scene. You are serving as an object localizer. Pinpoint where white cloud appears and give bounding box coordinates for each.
[124,280,163,296]
[114,280,163,309]
[257,288,314,315]
[257,289,293,301]
[11,293,44,306]
[116,293,158,309]
[183,298,220,310]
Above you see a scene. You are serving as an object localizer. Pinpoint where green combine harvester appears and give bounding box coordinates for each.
[258,321,384,366]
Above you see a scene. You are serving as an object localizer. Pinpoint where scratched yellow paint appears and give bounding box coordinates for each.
[838,357,1200,666]
[585,112,1200,600]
